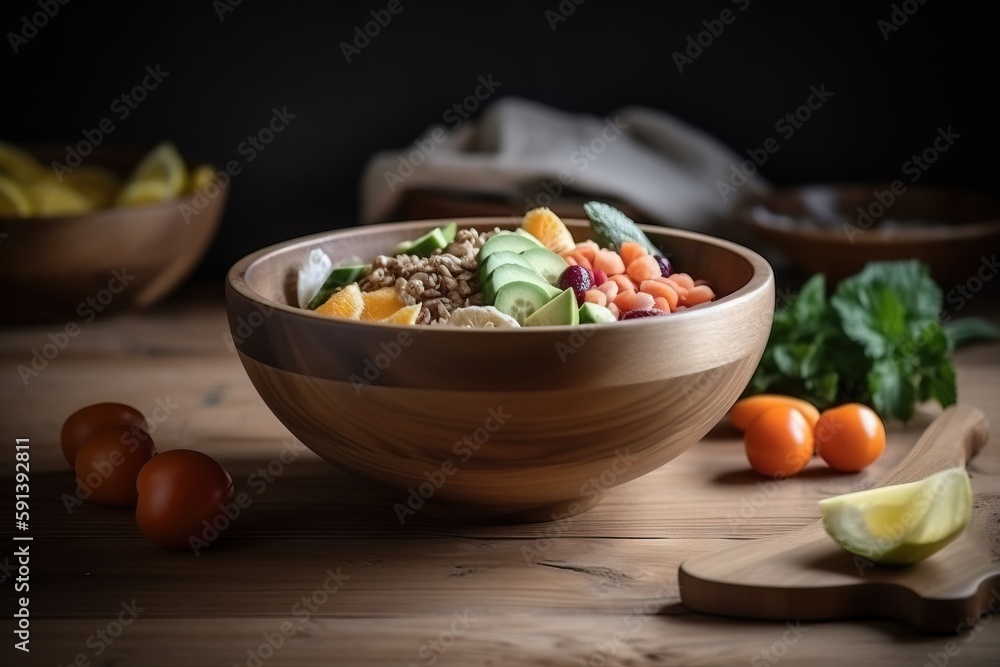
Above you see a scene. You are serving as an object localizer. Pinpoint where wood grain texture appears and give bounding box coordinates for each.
[1,284,998,665]
[679,407,1000,632]
[226,219,774,520]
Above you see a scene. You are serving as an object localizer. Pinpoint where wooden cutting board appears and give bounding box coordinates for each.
[679,406,1000,633]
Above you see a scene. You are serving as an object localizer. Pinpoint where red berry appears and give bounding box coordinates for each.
[592,269,607,286]
[558,266,592,306]
[620,308,666,320]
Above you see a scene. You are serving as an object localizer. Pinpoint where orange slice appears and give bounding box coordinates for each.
[315,283,363,319]
[380,303,421,325]
[359,286,407,321]
[521,207,575,254]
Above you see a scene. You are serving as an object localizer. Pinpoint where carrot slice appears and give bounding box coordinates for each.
[592,249,626,276]
[640,280,678,311]
[571,241,599,263]
[684,284,715,306]
[653,296,671,312]
[568,251,592,270]
[619,241,647,269]
[670,272,695,290]
[609,274,637,294]
[597,281,619,302]
[626,255,661,283]
[584,289,607,307]
[607,302,621,319]
[614,290,654,313]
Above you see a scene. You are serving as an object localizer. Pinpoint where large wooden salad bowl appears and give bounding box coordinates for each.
[226,219,774,522]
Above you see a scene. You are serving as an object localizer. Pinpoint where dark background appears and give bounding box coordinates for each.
[3,0,996,278]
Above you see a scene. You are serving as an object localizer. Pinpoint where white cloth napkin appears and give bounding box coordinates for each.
[360,97,769,230]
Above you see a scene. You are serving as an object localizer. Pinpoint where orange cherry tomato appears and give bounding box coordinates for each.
[730,394,820,432]
[61,402,147,466]
[74,425,157,507]
[744,405,815,477]
[136,450,234,550]
[815,403,886,472]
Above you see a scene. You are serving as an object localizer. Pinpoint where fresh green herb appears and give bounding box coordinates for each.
[748,260,994,422]
[583,201,660,255]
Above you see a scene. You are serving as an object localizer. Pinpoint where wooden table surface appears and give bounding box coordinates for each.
[2,283,999,666]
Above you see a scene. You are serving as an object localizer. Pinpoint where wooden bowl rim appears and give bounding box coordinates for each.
[227,217,774,332]
[736,183,1000,246]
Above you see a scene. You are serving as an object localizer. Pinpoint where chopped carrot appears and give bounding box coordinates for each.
[607,302,621,319]
[626,255,661,283]
[614,290,654,313]
[670,272,695,290]
[564,255,578,266]
[597,281,619,302]
[609,274,637,294]
[640,280,678,311]
[568,251,592,270]
[571,241,599,263]
[659,276,688,298]
[592,249,626,276]
[584,289,607,307]
[619,241,647,268]
[685,284,715,306]
[653,296,671,312]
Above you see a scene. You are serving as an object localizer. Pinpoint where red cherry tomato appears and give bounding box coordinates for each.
[74,426,156,507]
[61,403,147,466]
[136,450,234,550]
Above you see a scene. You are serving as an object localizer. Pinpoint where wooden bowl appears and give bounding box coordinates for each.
[736,184,1000,286]
[0,145,227,324]
[226,219,774,523]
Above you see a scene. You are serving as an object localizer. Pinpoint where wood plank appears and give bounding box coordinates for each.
[26,615,1000,667]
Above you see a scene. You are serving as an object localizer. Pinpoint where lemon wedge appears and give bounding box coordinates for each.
[117,142,187,206]
[0,139,47,184]
[447,306,520,328]
[26,179,94,216]
[0,174,34,216]
[819,467,973,565]
[62,165,122,208]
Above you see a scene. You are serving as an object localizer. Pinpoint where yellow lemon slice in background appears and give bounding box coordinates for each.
[0,139,47,184]
[61,165,122,208]
[819,467,973,566]
[26,179,94,216]
[0,174,34,216]
[117,142,188,206]
[188,164,217,193]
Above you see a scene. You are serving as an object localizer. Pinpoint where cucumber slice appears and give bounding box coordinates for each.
[395,227,448,257]
[579,302,617,323]
[494,281,555,326]
[525,288,580,327]
[441,221,458,243]
[478,251,534,283]
[514,228,546,247]
[306,264,367,310]
[520,248,569,285]
[482,264,561,305]
[477,232,543,261]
